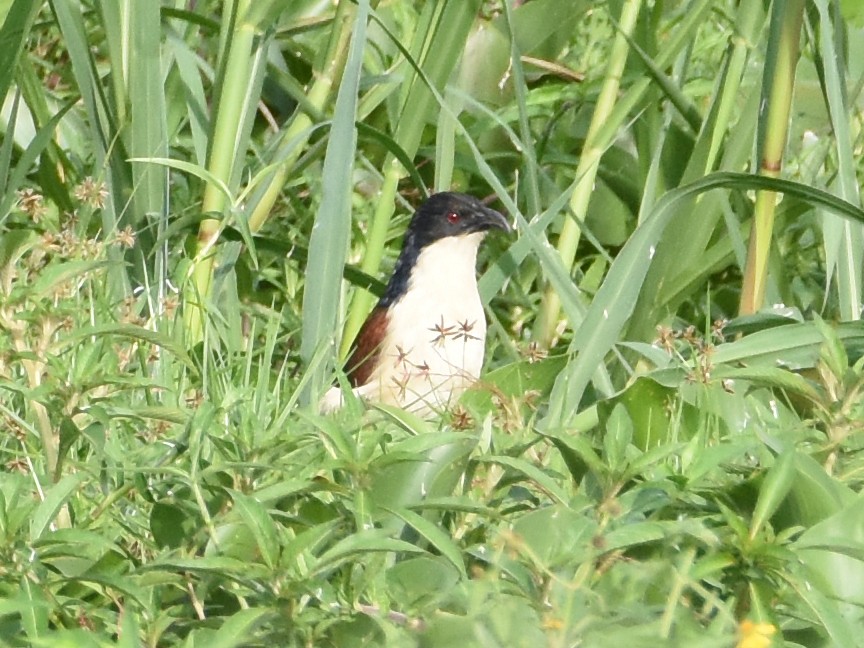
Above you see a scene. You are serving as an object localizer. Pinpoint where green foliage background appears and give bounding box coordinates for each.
[1,0,864,646]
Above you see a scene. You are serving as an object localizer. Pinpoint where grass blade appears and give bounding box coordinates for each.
[533,0,643,347]
[813,0,863,320]
[0,0,40,102]
[383,506,467,579]
[300,0,369,401]
[29,473,85,540]
[544,172,864,428]
[0,101,74,223]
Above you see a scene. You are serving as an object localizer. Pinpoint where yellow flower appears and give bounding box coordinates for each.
[737,619,777,648]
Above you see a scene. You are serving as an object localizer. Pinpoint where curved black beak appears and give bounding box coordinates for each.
[476,204,512,234]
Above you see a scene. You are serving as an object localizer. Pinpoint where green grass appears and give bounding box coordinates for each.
[2,0,864,646]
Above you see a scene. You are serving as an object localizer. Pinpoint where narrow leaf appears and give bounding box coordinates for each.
[383,506,467,578]
[229,490,280,570]
[750,448,796,539]
[30,473,86,541]
[477,455,569,505]
[0,0,40,101]
[300,0,369,398]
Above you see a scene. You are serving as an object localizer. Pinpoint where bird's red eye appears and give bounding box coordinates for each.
[446,211,460,224]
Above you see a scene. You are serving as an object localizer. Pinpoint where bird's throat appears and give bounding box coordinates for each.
[403,232,484,304]
[372,232,488,413]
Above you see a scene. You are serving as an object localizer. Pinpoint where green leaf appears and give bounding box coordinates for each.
[812,0,864,321]
[300,0,370,398]
[61,323,197,372]
[386,556,461,607]
[356,122,428,198]
[128,157,232,206]
[127,0,168,235]
[841,0,864,26]
[785,575,862,648]
[601,521,669,553]
[29,260,110,300]
[711,365,822,405]
[28,630,104,648]
[117,605,140,648]
[467,544,541,598]
[311,529,424,574]
[605,377,681,451]
[538,426,604,484]
[461,354,567,413]
[207,608,272,648]
[229,490,280,569]
[370,433,476,512]
[774,452,854,529]
[794,494,864,610]
[19,576,49,640]
[281,520,342,566]
[685,442,756,484]
[220,227,386,296]
[0,229,36,272]
[55,417,81,478]
[545,172,864,427]
[372,403,436,436]
[715,499,750,541]
[477,455,569,505]
[383,506,467,578]
[601,404,632,473]
[745,580,780,628]
[0,0,40,108]
[0,100,76,223]
[150,501,194,549]
[511,504,597,567]
[30,473,85,541]
[815,314,849,380]
[140,556,262,576]
[750,447,796,539]
[713,320,864,370]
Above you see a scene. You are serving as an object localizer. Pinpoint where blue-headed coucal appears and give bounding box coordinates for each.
[321,192,511,417]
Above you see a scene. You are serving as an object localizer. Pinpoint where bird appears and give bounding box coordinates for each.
[321,191,511,417]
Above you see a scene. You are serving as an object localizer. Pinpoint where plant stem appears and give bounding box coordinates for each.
[247,1,356,233]
[184,0,255,342]
[739,0,804,315]
[533,0,643,348]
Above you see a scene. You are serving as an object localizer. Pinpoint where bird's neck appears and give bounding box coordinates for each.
[381,233,485,307]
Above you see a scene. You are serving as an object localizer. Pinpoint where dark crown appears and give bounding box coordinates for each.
[378,192,510,307]
[406,192,510,249]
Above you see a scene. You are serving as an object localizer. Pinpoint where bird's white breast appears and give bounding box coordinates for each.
[365,232,487,415]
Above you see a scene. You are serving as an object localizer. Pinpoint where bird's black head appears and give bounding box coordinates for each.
[406,192,511,250]
[379,192,511,307]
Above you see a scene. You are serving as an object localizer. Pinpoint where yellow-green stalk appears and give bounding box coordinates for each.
[247,1,356,233]
[739,0,804,315]
[533,0,643,348]
[184,0,257,341]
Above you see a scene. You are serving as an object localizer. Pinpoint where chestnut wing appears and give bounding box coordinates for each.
[345,306,389,387]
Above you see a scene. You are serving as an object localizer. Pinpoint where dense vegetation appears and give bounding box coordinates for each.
[2,0,864,645]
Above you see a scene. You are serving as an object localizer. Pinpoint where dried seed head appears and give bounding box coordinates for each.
[712,318,728,342]
[73,176,108,209]
[115,225,136,249]
[654,325,676,354]
[17,188,47,221]
[522,341,547,363]
[449,405,474,430]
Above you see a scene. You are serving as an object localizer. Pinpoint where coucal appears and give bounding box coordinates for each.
[321,192,511,417]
